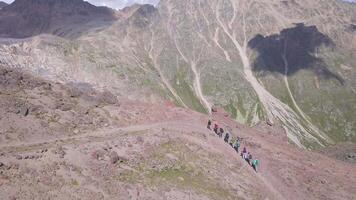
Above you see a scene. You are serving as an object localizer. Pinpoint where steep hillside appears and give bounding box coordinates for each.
[0,0,355,149]
[0,1,355,199]
[0,65,355,200]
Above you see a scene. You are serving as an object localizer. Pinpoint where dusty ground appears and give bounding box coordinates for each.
[318,142,356,164]
[0,67,355,200]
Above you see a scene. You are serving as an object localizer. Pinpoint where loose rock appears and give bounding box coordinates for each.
[109,151,119,164]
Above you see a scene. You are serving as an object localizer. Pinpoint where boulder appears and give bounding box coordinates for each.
[100,91,118,105]
[67,88,82,98]
[109,151,119,164]
[92,150,106,160]
[41,82,52,90]
[266,119,274,127]
[211,106,218,113]
[55,100,74,112]
[17,106,29,116]
[30,105,46,115]
[59,103,74,112]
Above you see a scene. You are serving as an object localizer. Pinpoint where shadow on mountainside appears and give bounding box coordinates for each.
[248,23,344,85]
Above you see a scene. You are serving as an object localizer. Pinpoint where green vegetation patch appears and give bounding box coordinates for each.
[117,140,237,199]
[173,68,207,113]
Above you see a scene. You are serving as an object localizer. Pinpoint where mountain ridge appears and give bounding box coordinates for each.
[0,0,355,147]
[0,1,355,199]
[0,1,7,9]
[0,0,119,38]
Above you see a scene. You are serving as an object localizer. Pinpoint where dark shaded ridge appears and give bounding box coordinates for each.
[248,23,344,85]
[0,0,118,39]
[0,1,8,9]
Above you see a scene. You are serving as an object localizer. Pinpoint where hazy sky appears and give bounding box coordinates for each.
[1,0,355,9]
[1,0,160,9]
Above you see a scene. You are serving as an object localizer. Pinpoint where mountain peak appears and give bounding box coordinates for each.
[0,1,7,9]
[0,0,118,38]
[4,0,112,13]
[135,4,156,17]
[119,4,157,19]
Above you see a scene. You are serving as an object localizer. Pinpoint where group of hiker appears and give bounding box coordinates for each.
[207,120,260,172]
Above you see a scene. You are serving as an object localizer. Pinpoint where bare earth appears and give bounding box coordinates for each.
[0,67,355,200]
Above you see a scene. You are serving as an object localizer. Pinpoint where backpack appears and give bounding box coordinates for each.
[225,133,230,139]
[236,141,240,147]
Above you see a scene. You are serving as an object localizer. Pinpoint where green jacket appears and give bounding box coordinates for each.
[252,159,259,166]
[235,140,240,147]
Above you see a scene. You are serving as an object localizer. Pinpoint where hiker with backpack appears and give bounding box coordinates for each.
[213,124,219,135]
[219,127,224,138]
[252,159,260,172]
[229,136,235,147]
[224,132,230,143]
[247,153,252,165]
[241,147,247,157]
[233,138,240,153]
[207,119,212,130]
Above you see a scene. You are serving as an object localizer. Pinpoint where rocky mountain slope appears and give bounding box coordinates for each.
[0,0,355,199]
[1,0,355,148]
[0,65,355,200]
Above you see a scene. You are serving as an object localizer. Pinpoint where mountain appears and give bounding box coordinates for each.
[0,0,118,38]
[0,0,355,199]
[1,0,353,148]
[0,65,355,200]
[0,1,7,9]
[0,0,350,148]
[0,0,355,165]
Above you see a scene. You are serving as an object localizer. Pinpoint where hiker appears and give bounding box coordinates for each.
[224,132,230,143]
[242,152,248,161]
[219,128,224,138]
[244,152,250,163]
[207,119,212,130]
[213,124,219,135]
[233,139,240,153]
[248,153,253,165]
[229,136,235,147]
[241,147,247,157]
[252,159,260,172]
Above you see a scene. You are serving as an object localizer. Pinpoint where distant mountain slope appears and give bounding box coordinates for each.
[0,1,8,9]
[0,0,355,148]
[0,65,355,200]
[0,0,118,38]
